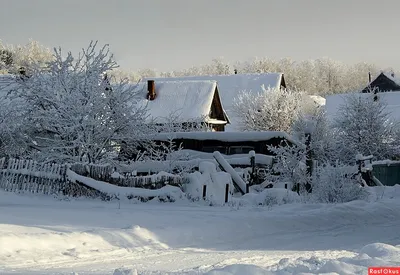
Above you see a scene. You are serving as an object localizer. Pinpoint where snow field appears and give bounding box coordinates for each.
[0,185,399,274]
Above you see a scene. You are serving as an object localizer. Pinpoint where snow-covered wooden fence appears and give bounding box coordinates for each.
[69,163,113,182]
[110,174,183,189]
[0,157,67,195]
[0,158,108,198]
[69,163,183,189]
[0,158,184,199]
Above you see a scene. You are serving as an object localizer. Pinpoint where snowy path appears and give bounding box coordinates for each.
[1,188,400,275]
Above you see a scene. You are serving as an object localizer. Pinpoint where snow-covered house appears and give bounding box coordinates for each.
[361,72,400,93]
[134,79,230,131]
[142,73,286,131]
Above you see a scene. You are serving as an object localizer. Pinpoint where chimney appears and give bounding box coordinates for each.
[234,69,238,75]
[19,66,26,76]
[368,72,371,83]
[147,80,156,100]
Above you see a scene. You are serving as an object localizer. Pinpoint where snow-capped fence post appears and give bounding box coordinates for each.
[224,183,229,203]
[202,185,207,200]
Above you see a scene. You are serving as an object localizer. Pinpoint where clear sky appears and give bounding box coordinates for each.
[1,0,399,72]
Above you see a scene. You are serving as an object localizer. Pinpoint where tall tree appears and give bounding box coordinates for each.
[333,92,400,163]
[12,41,151,163]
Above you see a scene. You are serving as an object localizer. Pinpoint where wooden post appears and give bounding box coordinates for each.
[202,185,207,200]
[284,184,287,189]
[246,183,250,194]
[225,184,229,203]
[249,152,256,185]
[305,133,313,193]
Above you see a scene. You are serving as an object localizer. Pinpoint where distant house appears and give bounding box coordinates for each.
[361,72,400,93]
[134,79,229,132]
[142,73,286,131]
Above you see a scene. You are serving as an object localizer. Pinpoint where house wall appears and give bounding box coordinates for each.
[209,124,225,132]
[120,136,288,160]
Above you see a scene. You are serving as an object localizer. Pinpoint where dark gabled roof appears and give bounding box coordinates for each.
[362,72,400,93]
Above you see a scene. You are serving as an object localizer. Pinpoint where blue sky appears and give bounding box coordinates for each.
[1,0,399,71]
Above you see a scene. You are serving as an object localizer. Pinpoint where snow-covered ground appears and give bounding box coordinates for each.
[1,186,400,275]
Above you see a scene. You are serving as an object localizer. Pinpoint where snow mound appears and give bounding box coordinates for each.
[113,268,138,275]
[360,243,400,258]
[199,161,217,174]
[367,185,400,200]
[0,225,169,262]
[236,188,300,207]
[205,264,272,275]
[184,170,234,205]
[204,243,400,275]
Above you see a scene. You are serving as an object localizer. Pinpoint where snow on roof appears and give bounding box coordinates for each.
[325,91,400,122]
[133,80,224,124]
[147,130,294,143]
[142,73,284,131]
[381,72,400,86]
[309,95,326,106]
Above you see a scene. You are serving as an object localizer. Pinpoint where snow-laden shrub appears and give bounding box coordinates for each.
[311,163,368,203]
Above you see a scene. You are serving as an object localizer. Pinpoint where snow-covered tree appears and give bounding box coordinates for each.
[12,41,150,163]
[333,92,400,163]
[0,49,13,70]
[267,140,310,193]
[0,40,53,74]
[311,162,368,203]
[232,87,309,132]
[292,109,336,163]
[0,76,32,157]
